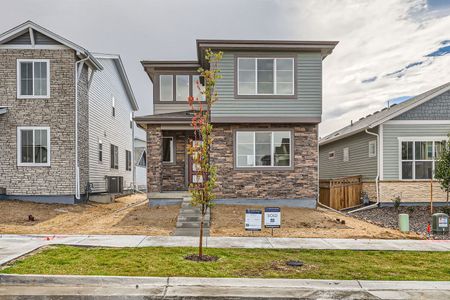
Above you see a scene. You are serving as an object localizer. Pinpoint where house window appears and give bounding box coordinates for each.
[162,137,174,163]
[369,140,377,157]
[328,151,335,159]
[129,112,133,129]
[237,57,294,96]
[343,147,349,162]
[17,59,50,98]
[112,96,116,117]
[137,150,147,167]
[98,140,103,162]
[400,139,446,180]
[125,150,132,171]
[176,75,190,101]
[17,127,50,166]
[192,75,204,101]
[236,131,291,168]
[160,75,173,101]
[110,144,118,169]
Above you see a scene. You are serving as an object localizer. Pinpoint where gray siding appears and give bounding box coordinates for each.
[4,30,60,45]
[4,31,31,44]
[383,123,450,179]
[88,58,134,193]
[154,103,189,114]
[393,90,450,120]
[319,130,378,180]
[212,51,322,119]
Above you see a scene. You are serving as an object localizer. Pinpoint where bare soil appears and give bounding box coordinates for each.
[0,194,179,235]
[210,205,421,239]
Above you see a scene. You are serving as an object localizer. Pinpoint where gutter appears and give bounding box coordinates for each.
[348,128,380,213]
[74,56,90,200]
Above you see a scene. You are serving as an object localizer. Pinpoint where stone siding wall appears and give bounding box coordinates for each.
[77,65,89,195]
[146,125,162,193]
[0,49,77,195]
[162,131,187,191]
[210,124,318,200]
[361,181,377,201]
[379,180,448,203]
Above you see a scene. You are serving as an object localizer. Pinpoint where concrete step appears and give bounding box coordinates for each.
[176,221,210,228]
[177,215,210,222]
[173,228,210,236]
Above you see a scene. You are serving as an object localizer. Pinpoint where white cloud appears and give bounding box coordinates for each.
[280,0,450,137]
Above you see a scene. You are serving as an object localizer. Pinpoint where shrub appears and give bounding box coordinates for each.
[442,206,450,215]
[392,196,402,211]
[407,206,415,214]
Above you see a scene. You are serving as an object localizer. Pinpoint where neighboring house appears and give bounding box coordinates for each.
[135,39,338,207]
[134,133,147,192]
[0,21,138,204]
[319,82,450,205]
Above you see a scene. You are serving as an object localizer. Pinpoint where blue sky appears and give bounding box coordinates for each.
[0,0,449,136]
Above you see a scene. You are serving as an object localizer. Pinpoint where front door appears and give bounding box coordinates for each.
[188,140,203,186]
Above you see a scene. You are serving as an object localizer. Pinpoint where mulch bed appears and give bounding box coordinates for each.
[185,254,219,262]
[352,206,450,240]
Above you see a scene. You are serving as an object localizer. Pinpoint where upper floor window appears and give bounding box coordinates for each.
[192,75,204,101]
[125,150,132,171]
[343,147,349,162]
[176,75,190,101]
[112,96,116,117]
[17,126,50,166]
[160,75,173,101]
[369,140,377,157]
[110,144,119,169]
[17,59,50,98]
[98,139,103,162]
[237,57,294,96]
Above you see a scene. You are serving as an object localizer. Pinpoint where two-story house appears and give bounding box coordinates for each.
[135,40,337,206]
[0,21,138,204]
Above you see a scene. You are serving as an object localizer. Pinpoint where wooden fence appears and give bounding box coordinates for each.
[319,176,362,210]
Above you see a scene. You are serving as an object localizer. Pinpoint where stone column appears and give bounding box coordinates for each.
[146,125,163,193]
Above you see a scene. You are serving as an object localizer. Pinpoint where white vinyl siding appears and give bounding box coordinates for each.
[237,57,294,96]
[17,126,50,166]
[236,131,291,168]
[17,59,50,98]
[88,58,134,192]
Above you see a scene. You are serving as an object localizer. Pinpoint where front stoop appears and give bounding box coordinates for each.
[174,197,210,237]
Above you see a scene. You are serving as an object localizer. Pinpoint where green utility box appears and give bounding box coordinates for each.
[398,214,409,232]
[432,213,449,234]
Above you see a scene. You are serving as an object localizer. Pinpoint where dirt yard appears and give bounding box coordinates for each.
[0,194,179,235]
[210,205,421,239]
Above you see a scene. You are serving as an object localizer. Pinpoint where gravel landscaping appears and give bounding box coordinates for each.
[353,206,450,239]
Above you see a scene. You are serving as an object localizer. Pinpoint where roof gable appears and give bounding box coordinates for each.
[320,82,450,145]
[0,20,102,70]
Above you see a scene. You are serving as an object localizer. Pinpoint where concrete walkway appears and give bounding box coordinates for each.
[174,197,210,236]
[1,274,450,299]
[1,234,450,265]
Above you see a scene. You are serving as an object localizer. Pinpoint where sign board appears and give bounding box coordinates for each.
[245,209,262,231]
[439,216,448,228]
[264,207,281,228]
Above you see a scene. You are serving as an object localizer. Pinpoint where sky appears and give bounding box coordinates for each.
[1,0,450,137]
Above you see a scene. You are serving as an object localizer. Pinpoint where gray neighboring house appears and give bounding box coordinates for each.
[0,21,138,204]
[319,82,450,205]
[134,127,147,192]
[135,39,338,207]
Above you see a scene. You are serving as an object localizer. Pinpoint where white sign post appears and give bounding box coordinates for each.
[245,209,262,231]
[264,207,281,236]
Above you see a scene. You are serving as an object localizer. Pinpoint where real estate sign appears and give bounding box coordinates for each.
[245,209,262,231]
[264,207,281,228]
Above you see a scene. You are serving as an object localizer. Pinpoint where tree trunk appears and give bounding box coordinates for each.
[447,190,449,207]
[198,204,205,258]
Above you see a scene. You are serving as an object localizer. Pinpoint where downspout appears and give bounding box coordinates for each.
[348,128,380,213]
[74,56,90,200]
[132,112,136,191]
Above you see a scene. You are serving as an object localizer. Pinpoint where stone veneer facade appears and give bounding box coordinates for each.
[0,49,89,202]
[146,123,319,201]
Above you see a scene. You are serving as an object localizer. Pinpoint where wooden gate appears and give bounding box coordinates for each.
[319,176,362,210]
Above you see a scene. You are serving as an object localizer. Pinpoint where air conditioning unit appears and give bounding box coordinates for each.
[107,176,123,193]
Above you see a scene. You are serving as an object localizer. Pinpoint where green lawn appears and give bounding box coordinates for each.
[2,246,450,280]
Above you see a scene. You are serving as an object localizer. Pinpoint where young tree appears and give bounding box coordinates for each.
[435,135,450,207]
[187,49,222,259]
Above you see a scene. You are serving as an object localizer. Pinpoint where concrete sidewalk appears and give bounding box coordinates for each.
[1,234,449,265]
[1,274,450,299]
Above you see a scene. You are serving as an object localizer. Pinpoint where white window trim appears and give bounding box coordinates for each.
[160,75,173,102]
[235,131,292,169]
[16,59,50,99]
[17,126,51,167]
[328,151,335,160]
[369,140,377,158]
[237,57,295,96]
[163,137,174,163]
[343,147,349,162]
[398,136,447,180]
